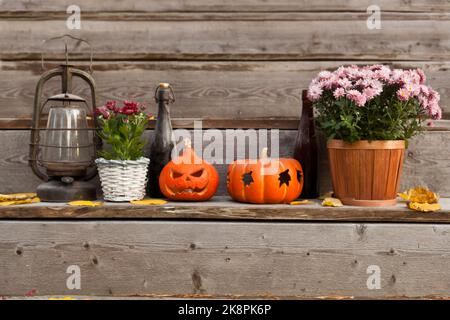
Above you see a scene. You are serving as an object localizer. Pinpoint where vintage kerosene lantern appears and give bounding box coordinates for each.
[29,35,99,202]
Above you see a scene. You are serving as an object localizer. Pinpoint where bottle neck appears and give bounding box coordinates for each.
[157,89,171,117]
[158,101,170,115]
[301,90,313,118]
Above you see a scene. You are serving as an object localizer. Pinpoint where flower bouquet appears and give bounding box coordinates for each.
[95,100,151,201]
[308,65,442,206]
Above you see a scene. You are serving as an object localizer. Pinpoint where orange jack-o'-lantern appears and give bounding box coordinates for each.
[227,148,303,204]
[159,138,219,201]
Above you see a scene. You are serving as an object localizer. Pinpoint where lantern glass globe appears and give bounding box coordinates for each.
[41,105,93,176]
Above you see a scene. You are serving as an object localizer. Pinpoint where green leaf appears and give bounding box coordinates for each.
[95,110,149,160]
[313,85,427,142]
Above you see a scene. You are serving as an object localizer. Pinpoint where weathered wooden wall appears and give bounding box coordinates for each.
[0,1,449,196]
[0,1,449,118]
[1,221,450,298]
[0,129,449,196]
[1,0,450,300]
[2,61,450,119]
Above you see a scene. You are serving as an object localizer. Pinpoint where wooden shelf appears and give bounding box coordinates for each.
[0,196,449,222]
[1,197,450,298]
[1,118,449,130]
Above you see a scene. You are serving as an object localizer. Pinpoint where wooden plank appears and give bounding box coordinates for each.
[0,130,449,197]
[1,221,450,298]
[1,61,450,120]
[2,0,449,13]
[1,19,450,61]
[0,197,449,222]
[401,131,450,193]
[2,118,448,130]
[2,12,450,21]
[0,118,300,130]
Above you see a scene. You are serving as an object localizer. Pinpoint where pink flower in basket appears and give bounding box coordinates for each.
[94,100,152,161]
[120,100,141,115]
[95,105,111,119]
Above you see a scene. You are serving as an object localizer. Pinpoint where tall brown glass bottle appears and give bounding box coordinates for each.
[293,90,319,199]
[148,83,175,197]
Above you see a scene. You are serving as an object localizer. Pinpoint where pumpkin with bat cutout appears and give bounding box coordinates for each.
[159,138,219,201]
[227,148,303,204]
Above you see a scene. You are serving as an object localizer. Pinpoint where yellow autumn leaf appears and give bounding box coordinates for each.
[0,197,40,206]
[408,202,441,212]
[0,201,15,206]
[398,186,438,204]
[322,197,343,207]
[290,200,313,205]
[68,201,103,207]
[130,199,167,205]
[0,193,37,202]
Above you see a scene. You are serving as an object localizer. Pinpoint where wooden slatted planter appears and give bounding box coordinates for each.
[327,140,406,206]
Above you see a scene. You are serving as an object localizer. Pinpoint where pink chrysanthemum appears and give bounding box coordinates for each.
[307,64,442,120]
[397,88,410,101]
[346,90,366,107]
[333,87,346,99]
[307,84,323,102]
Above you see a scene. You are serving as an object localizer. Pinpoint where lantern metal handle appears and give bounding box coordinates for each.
[154,84,175,104]
[41,34,94,74]
[30,68,63,181]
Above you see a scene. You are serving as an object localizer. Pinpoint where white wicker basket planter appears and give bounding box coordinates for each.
[95,157,150,202]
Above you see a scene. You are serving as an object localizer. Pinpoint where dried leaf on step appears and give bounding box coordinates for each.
[0,201,15,206]
[0,193,37,202]
[398,186,439,204]
[130,199,167,205]
[0,197,40,206]
[322,197,343,207]
[290,200,313,205]
[408,202,441,212]
[68,201,103,207]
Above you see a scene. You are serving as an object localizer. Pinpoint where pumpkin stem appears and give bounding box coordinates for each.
[183,137,192,149]
[260,147,269,160]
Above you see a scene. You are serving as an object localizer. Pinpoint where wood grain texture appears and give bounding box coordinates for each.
[0,118,302,130]
[2,0,449,13]
[1,221,450,298]
[1,18,450,61]
[2,12,450,21]
[1,0,449,301]
[1,118,450,130]
[0,197,449,221]
[1,61,450,120]
[0,130,448,196]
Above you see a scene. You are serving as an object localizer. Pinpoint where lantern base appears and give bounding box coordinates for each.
[37,179,97,202]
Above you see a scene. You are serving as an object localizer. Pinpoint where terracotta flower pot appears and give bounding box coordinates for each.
[327,139,405,206]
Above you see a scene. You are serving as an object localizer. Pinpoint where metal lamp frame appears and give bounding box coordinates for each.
[29,35,100,182]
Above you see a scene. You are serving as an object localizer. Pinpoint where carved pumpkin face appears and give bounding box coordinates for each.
[159,139,219,201]
[227,148,303,204]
